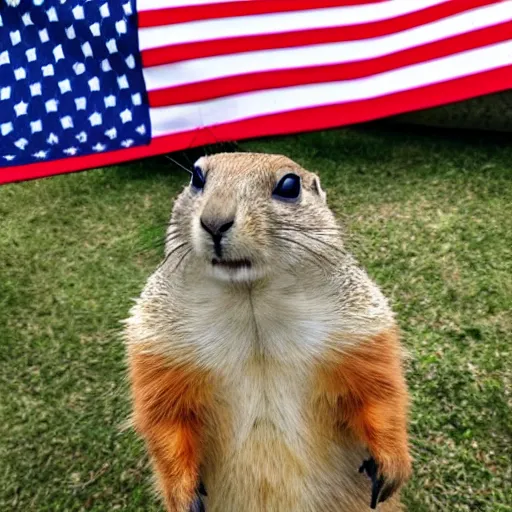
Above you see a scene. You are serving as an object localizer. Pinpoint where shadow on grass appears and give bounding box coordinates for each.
[242,124,512,183]
[94,125,512,189]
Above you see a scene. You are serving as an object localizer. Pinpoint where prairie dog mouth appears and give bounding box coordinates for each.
[211,258,252,270]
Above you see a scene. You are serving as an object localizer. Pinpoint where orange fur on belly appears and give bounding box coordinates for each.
[318,328,412,487]
[128,328,411,511]
[128,349,212,512]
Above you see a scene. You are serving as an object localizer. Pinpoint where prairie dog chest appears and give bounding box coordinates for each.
[177,276,339,442]
[180,275,338,373]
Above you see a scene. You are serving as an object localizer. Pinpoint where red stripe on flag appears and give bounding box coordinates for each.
[3,65,512,185]
[148,20,512,107]
[141,0,499,67]
[139,0,391,28]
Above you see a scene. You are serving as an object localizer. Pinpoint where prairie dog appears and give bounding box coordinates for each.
[124,153,412,511]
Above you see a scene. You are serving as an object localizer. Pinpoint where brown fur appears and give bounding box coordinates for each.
[129,349,212,511]
[318,329,412,486]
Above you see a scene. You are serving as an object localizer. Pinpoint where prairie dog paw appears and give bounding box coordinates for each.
[6,0,21,7]
[359,456,411,509]
[189,496,205,512]
[189,480,207,512]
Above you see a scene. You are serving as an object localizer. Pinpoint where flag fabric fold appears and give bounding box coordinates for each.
[1,0,512,185]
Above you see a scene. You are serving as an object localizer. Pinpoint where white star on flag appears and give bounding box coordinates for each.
[92,142,106,152]
[14,101,29,117]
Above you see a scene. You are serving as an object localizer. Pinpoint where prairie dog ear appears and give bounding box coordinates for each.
[312,175,327,203]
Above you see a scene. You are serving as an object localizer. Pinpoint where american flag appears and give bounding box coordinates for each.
[1,0,512,185]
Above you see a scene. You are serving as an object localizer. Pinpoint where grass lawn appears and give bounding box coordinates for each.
[0,127,511,511]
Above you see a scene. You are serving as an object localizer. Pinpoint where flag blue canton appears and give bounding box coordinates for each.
[0,0,150,167]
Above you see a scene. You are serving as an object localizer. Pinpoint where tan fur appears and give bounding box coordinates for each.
[124,152,412,511]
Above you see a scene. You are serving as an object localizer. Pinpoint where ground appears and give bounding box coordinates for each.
[0,127,510,511]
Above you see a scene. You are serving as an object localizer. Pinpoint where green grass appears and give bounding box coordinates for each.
[1,127,511,511]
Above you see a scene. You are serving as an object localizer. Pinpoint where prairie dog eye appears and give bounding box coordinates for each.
[273,173,301,202]
[191,165,205,191]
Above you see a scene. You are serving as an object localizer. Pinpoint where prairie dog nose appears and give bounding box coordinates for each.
[200,216,234,238]
[200,196,236,239]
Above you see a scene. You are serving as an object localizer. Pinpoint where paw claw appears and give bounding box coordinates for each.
[189,480,207,511]
[359,457,399,509]
[189,496,205,512]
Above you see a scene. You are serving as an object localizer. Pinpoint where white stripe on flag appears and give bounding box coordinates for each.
[142,1,511,90]
[149,39,512,136]
[137,0,251,11]
[138,0,448,50]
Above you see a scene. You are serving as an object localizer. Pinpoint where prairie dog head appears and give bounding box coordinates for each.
[166,152,342,283]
